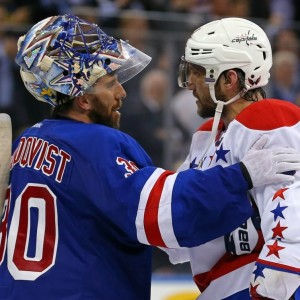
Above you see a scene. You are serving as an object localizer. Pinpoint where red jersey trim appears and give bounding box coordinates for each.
[196,100,300,132]
[256,258,300,273]
[236,99,300,130]
[197,118,225,132]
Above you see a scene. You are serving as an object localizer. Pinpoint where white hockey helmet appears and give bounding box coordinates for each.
[179,17,272,93]
[15,15,151,106]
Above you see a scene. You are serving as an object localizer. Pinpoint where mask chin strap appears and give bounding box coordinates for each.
[197,83,241,168]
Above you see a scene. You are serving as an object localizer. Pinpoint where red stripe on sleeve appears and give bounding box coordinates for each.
[194,253,259,292]
[144,170,174,247]
[256,258,300,273]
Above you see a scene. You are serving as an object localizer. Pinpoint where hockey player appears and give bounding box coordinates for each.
[175,17,300,300]
[0,15,299,300]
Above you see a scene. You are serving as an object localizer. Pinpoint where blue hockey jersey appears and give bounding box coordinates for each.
[0,118,253,300]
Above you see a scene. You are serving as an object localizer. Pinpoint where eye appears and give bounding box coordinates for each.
[189,64,206,77]
[191,69,200,75]
[106,80,116,88]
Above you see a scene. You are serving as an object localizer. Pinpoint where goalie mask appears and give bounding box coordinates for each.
[15,14,152,106]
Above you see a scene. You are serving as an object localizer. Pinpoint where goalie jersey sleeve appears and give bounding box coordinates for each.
[0,118,253,300]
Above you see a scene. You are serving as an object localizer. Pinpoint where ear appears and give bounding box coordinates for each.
[75,95,91,111]
[223,70,238,90]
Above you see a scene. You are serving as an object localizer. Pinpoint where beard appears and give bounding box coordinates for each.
[197,84,227,119]
[88,98,120,129]
[197,101,216,118]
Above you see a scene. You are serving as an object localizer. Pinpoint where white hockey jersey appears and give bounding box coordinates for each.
[175,99,300,300]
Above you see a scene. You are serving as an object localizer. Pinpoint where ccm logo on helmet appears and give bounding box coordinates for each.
[231,31,258,46]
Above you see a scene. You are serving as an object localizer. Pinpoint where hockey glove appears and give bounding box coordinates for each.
[225,209,263,255]
[240,135,300,188]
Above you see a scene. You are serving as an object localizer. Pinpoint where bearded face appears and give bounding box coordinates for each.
[86,74,126,129]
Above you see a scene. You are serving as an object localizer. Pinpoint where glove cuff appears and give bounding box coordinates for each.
[239,162,253,189]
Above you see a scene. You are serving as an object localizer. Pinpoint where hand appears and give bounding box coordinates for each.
[241,135,300,188]
[224,212,263,255]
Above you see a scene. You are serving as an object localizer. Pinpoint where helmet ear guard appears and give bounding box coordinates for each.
[15,14,151,106]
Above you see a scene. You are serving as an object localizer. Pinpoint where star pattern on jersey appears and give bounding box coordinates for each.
[189,157,198,169]
[272,188,289,201]
[253,264,265,281]
[272,221,288,239]
[250,283,260,296]
[266,240,285,258]
[215,144,230,163]
[271,203,288,221]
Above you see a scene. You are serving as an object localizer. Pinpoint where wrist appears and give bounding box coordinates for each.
[239,162,253,189]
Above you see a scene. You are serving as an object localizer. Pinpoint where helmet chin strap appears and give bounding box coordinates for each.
[197,83,241,168]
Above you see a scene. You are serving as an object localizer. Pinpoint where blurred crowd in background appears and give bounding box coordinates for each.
[1,0,300,273]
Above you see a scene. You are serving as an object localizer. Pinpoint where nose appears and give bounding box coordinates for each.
[187,74,195,90]
[117,82,127,100]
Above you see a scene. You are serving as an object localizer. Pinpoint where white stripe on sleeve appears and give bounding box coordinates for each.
[135,168,165,244]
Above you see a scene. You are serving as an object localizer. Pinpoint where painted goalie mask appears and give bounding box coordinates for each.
[15,14,152,106]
